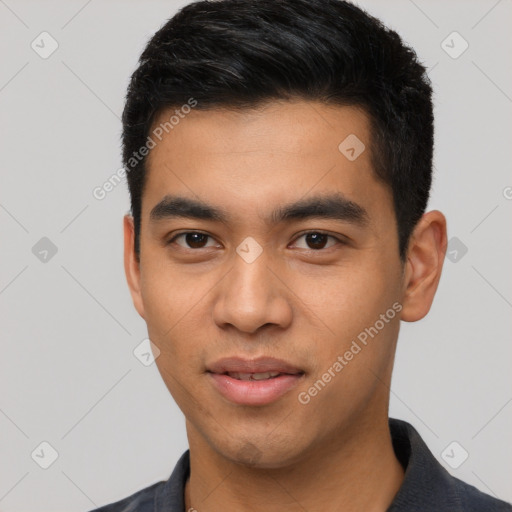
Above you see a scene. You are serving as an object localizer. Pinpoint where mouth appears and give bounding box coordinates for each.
[206,356,306,406]
[219,371,303,381]
[206,356,304,376]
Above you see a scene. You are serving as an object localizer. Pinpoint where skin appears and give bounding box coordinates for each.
[124,100,447,512]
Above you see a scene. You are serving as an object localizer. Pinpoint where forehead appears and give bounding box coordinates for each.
[142,100,392,224]
[148,100,371,159]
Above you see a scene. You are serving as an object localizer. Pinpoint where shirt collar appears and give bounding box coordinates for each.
[386,418,462,511]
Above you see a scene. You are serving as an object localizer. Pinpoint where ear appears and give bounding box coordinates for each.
[123,214,145,319]
[400,210,447,322]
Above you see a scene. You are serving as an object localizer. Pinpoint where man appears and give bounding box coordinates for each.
[90,0,512,510]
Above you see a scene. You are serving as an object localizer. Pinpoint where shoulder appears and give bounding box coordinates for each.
[85,450,190,511]
[86,480,163,512]
[388,418,512,511]
[452,475,512,512]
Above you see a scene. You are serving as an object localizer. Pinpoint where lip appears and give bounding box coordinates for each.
[207,356,303,375]
[208,372,304,406]
[206,356,305,406]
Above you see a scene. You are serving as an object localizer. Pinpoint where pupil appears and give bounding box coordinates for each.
[186,233,207,248]
[306,233,327,249]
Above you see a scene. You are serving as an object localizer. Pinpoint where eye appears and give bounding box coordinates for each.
[169,232,219,249]
[291,231,342,250]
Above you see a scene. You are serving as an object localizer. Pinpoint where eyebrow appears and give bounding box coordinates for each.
[149,193,369,227]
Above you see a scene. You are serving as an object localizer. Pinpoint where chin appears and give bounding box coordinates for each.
[219,436,308,470]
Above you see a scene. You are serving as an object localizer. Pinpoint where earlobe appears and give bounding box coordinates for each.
[400,210,447,322]
[123,214,146,320]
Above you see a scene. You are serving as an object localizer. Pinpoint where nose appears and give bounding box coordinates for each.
[212,249,293,334]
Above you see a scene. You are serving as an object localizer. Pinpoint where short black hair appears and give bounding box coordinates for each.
[122,0,434,262]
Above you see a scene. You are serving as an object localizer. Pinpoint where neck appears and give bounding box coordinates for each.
[184,416,404,512]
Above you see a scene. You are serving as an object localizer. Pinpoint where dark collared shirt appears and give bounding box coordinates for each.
[89,418,512,511]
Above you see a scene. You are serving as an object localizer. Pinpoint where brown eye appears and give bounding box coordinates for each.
[185,233,209,248]
[305,233,328,249]
[292,232,340,250]
[170,232,217,249]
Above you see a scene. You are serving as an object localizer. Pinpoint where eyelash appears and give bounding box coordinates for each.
[166,230,345,251]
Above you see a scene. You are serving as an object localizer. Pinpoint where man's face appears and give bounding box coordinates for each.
[127,101,407,467]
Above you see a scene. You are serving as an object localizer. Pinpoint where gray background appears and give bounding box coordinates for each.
[0,0,511,510]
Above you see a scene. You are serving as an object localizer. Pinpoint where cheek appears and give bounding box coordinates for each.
[295,260,399,325]
[140,257,216,370]
[139,252,204,333]
[289,258,402,372]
